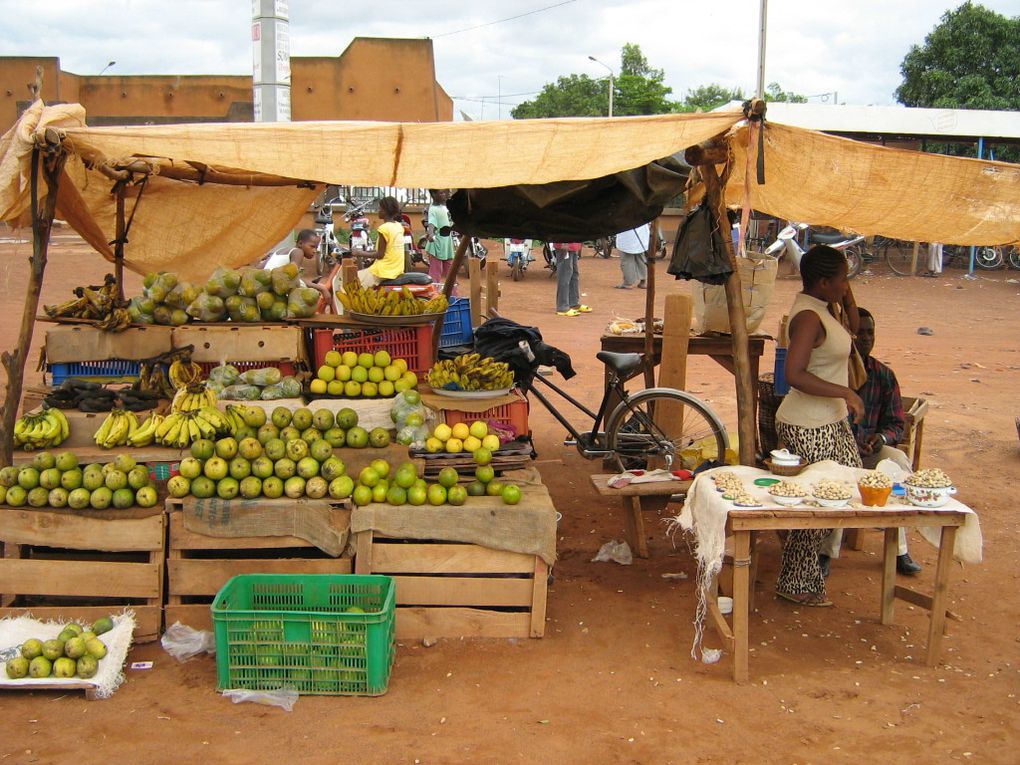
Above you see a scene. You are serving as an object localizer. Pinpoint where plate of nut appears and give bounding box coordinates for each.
[767,480,808,506]
[812,479,855,508]
[903,468,956,507]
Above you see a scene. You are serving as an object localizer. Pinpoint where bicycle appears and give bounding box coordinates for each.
[522,348,729,472]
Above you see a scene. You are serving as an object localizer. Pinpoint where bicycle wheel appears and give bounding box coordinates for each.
[510,261,524,281]
[1008,247,1020,270]
[844,246,863,279]
[975,246,1004,270]
[604,388,729,472]
[885,240,918,277]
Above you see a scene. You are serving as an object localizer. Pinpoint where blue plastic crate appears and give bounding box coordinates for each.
[439,297,473,348]
[48,359,142,385]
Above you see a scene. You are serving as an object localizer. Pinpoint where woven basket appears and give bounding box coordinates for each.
[764,458,805,477]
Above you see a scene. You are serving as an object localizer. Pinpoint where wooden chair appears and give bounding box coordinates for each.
[898,396,928,472]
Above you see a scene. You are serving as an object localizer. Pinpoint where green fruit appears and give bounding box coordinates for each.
[21,638,43,660]
[473,447,493,466]
[229,456,252,480]
[216,477,240,500]
[271,406,293,429]
[190,439,215,461]
[41,639,65,661]
[53,656,77,678]
[385,485,407,506]
[190,476,216,499]
[128,465,152,490]
[371,482,389,503]
[4,485,27,506]
[17,467,40,490]
[273,458,296,479]
[59,468,83,491]
[346,426,368,448]
[104,469,128,491]
[0,466,21,487]
[291,407,313,431]
[320,456,346,482]
[57,628,77,643]
[447,485,467,506]
[85,637,108,659]
[47,487,69,508]
[113,454,137,474]
[368,427,390,448]
[284,476,306,498]
[486,481,505,497]
[285,439,309,462]
[215,437,239,460]
[76,654,99,679]
[89,487,113,509]
[27,486,50,507]
[352,484,373,506]
[112,487,135,509]
[257,423,280,445]
[394,466,416,489]
[297,457,320,479]
[358,467,380,488]
[32,451,56,471]
[240,476,263,499]
[407,485,427,506]
[178,457,203,480]
[167,475,191,498]
[310,439,333,463]
[39,467,62,490]
[67,488,91,509]
[55,452,79,472]
[475,465,495,484]
[262,476,284,499]
[300,427,322,444]
[29,656,52,678]
[305,476,328,499]
[336,408,358,429]
[6,657,29,679]
[328,475,355,499]
[312,409,335,431]
[204,456,229,481]
[63,623,84,636]
[264,438,286,461]
[251,456,275,479]
[426,483,447,506]
[238,437,263,460]
[437,467,459,489]
[323,427,347,448]
[91,617,114,635]
[64,636,87,659]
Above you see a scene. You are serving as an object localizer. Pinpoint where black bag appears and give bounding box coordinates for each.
[473,317,575,392]
[666,202,733,285]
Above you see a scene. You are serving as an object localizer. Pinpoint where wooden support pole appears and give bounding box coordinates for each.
[113,181,126,302]
[468,258,483,328]
[643,224,659,388]
[485,257,499,317]
[0,146,67,466]
[687,147,756,466]
[431,235,471,361]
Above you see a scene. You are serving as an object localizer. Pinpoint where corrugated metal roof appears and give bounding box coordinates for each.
[718,101,1020,142]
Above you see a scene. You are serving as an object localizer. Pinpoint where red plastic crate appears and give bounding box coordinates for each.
[311,326,434,376]
[197,360,298,377]
[441,397,529,437]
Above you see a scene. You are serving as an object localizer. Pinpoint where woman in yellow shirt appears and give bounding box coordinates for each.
[355,196,406,288]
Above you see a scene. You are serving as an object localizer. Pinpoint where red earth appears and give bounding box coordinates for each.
[1,230,1018,764]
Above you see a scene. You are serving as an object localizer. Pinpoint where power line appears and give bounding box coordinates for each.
[432,0,577,38]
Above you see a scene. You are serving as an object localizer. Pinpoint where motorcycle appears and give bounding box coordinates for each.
[450,230,488,270]
[400,213,429,270]
[763,223,866,278]
[504,239,534,281]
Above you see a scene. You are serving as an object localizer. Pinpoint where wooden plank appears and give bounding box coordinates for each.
[12,445,185,466]
[623,496,649,559]
[731,530,751,684]
[0,559,162,599]
[164,603,214,633]
[530,558,548,638]
[657,293,691,432]
[590,474,692,497]
[927,525,957,667]
[881,528,898,624]
[354,530,373,574]
[369,542,536,574]
[485,258,499,316]
[469,258,482,329]
[394,606,532,640]
[390,575,533,607]
[892,586,962,624]
[169,557,352,596]
[0,508,164,551]
[0,605,162,643]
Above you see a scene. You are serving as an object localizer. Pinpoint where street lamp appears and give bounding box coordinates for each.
[98,61,116,76]
[588,55,614,117]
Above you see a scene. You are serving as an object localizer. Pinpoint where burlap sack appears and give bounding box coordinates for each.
[693,256,777,334]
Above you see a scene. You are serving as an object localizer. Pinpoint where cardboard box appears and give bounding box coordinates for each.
[44,325,173,364]
[172,325,306,364]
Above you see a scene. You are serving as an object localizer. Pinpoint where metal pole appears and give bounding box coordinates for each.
[756,0,768,99]
[968,137,984,275]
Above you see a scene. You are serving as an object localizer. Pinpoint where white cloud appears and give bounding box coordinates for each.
[1,0,1016,118]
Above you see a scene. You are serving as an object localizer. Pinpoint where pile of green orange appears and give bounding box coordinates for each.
[0,452,158,510]
[6,616,113,680]
[350,458,466,507]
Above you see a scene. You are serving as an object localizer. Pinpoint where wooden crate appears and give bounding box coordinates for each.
[165,505,353,632]
[0,506,165,642]
[354,531,548,640]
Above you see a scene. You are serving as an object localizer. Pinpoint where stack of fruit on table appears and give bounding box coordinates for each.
[423,420,503,455]
[11,408,71,450]
[310,350,419,399]
[335,283,449,317]
[5,616,114,681]
[425,354,514,393]
[43,380,161,413]
[0,452,158,509]
[167,406,392,501]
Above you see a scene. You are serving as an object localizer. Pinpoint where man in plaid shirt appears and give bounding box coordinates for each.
[821,307,922,576]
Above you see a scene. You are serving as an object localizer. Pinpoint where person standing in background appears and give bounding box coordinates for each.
[425,189,456,285]
[923,242,943,277]
[614,223,649,289]
[552,241,591,317]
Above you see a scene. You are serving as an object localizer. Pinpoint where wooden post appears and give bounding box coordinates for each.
[431,235,471,361]
[656,294,692,437]
[468,258,483,330]
[910,241,920,276]
[485,257,499,317]
[113,181,127,302]
[0,145,67,466]
[685,139,756,466]
[643,224,658,388]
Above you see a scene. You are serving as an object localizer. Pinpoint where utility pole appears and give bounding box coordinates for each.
[252,0,291,122]
[588,55,614,117]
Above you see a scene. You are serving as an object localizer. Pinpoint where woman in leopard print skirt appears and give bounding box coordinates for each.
[774,246,864,607]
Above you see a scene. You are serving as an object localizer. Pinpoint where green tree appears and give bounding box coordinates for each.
[678,83,744,112]
[764,82,807,103]
[896,2,1020,111]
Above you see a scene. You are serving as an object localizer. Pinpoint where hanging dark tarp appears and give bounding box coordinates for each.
[447,155,690,241]
[665,201,733,285]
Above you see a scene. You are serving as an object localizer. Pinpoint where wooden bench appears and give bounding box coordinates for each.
[590,475,692,558]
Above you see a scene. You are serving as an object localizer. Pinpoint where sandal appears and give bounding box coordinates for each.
[572,304,593,313]
[556,309,581,317]
[776,591,833,608]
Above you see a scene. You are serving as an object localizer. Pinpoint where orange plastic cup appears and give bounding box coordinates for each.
[858,483,892,507]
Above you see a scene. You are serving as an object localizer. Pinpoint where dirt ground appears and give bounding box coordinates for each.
[1,231,1018,764]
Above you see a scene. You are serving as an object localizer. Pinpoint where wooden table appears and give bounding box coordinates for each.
[707,506,966,683]
[599,333,767,384]
[590,474,692,558]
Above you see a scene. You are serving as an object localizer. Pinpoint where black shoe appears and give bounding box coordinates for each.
[897,553,923,576]
[818,554,831,579]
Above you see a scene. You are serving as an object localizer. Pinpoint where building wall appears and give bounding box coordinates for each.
[0,38,452,129]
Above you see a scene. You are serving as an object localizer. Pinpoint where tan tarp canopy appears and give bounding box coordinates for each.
[1,100,1017,281]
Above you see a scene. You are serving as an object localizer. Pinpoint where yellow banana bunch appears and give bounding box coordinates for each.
[153,407,229,448]
[171,383,217,413]
[426,354,514,392]
[336,282,449,316]
[223,404,258,435]
[168,358,203,390]
[126,413,165,447]
[13,408,70,450]
[94,410,140,449]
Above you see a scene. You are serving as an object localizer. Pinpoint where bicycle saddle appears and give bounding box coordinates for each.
[379,272,432,286]
[809,231,847,244]
[596,351,644,379]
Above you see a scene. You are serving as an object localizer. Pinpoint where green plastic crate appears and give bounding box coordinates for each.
[211,574,395,696]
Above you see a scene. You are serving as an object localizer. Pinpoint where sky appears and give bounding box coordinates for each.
[2,0,1018,120]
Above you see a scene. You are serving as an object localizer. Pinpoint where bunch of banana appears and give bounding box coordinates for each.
[171,383,218,413]
[223,403,261,435]
[426,353,515,392]
[13,408,70,450]
[155,407,231,448]
[43,274,132,332]
[94,306,133,333]
[126,413,165,447]
[168,358,203,390]
[336,283,449,317]
[93,410,141,449]
[136,361,175,399]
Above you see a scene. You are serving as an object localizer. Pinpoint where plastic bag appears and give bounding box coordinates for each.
[145,272,178,304]
[220,383,262,401]
[260,382,288,400]
[186,292,227,322]
[164,281,200,309]
[222,687,298,712]
[396,423,430,448]
[206,267,242,299]
[128,296,154,324]
[591,539,633,565]
[270,263,300,296]
[208,363,241,387]
[238,268,272,298]
[226,295,261,323]
[280,376,302,398]
[153,305,175,325]
[262,297,288,322]
[161,621,216,662]
[239,367,281,387]
[286,287,320,319]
